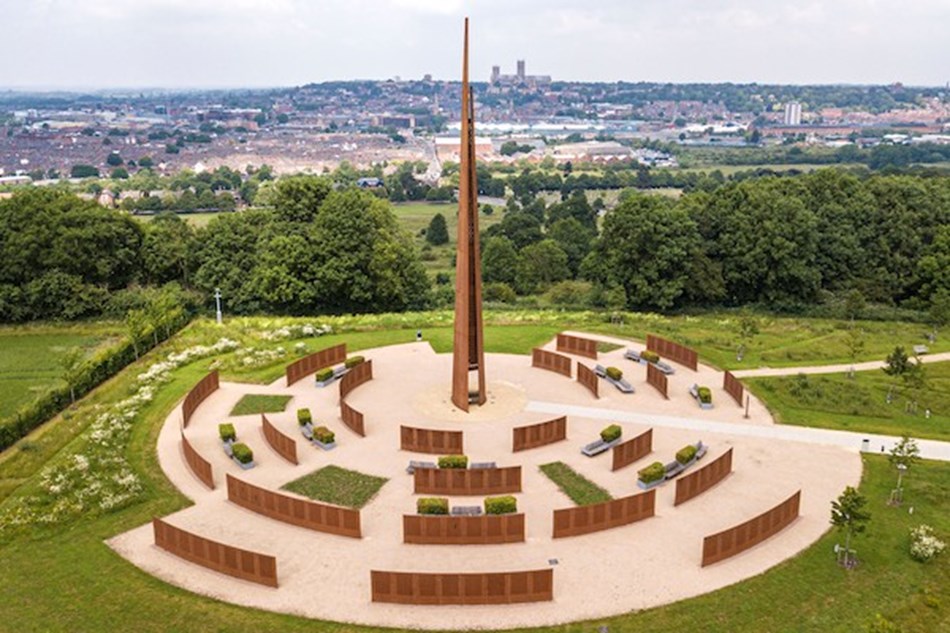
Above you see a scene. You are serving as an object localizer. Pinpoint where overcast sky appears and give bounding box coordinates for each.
[1,0,948,89]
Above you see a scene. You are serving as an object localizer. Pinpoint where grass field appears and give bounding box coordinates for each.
[391,201,504,279]
[748,361,950,442]
[281,465,388,509]
[229,394,291,416]
[539,461,613,505]
[0,323,122,419]
[138,211,229,227]
[0,316,947,631]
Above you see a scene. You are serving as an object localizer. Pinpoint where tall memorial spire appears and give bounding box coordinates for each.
[451,17,486,411]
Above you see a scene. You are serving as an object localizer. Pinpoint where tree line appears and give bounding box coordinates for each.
[1,170,948,323]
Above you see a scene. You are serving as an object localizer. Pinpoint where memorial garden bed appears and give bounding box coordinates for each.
[229,394,292,416]
[539,461,612,506]
[281,465,387,509]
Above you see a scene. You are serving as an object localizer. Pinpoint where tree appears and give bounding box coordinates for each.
[548,217,593,277]
[138,156,154,169]
[735,314,759,361]
[843,288,865,320]
[110,167,129,180]
[888,435,920,505]
[830,486,870,568]
[845,324,864,379]
[425,213,449,246]
[106,152,123,166]
[124,308,150,359]
[60,347,84,403]
[70,164,99,178]
[582,194,700,310]
[271,175,332,224]
[481,236,518,285]
[515,239,570,294]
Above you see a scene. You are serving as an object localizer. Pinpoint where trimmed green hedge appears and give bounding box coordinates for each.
[344,355,365,369]
[676,444,698,465]
[315,367,334,382]
[296,408,312,426]
[698,386,713,404]
[312,426,335,444]
[641,350,660,364]
[638,461,666,483]
[218,423,236,442]
[438,455,468,469]
[417,497,449,515]
[600,424,622,443]
[485,495,517,515]
[605,366,623,381]
[0,311,191,451]
[231,442,253,464]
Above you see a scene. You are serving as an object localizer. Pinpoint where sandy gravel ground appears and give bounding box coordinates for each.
[109,334,862,630]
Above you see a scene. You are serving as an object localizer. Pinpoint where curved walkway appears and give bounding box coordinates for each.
[526,401,950,462]
[732,352,950,378]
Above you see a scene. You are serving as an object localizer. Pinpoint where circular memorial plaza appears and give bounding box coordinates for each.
[109,331,861,629]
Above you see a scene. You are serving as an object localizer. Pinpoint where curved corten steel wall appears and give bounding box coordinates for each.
[675,447,733,506]
[611,428,653,472]
[646,363,669,399]
[414,466,522,495]
[701,490,801,567]
[339,360,373,437]
[403,513,525,544]
[341,401,366,437]
[285,343,346,386]
[370,569,553,605]
[400,425,463,454]
[339,359,373,399]
[513,416,567,452]
[723,371,744,406]
[552,489,655,538]
[576,362,599,398]
[646,334,698,371]
[181,430,214,489]
[556,333,598,359]
[261,414,298,465]
[181,370,219,428]
[153,517,278,587]
[226,474,362,538]
[531,348,572,377]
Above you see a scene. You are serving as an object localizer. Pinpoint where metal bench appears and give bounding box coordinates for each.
[470,462,497,469]
[582,437,620,457]
[594,364,607,377]
[406,460,437,475]
[451,505,483,516]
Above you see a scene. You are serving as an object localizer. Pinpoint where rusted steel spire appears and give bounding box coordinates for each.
[451,17,486,411]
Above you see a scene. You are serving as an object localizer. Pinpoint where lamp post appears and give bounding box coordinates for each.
[214,288,223,325]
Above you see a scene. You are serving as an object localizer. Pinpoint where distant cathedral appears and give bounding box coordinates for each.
[488,60,551,92]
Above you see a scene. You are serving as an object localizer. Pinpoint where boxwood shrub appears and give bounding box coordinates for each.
[218,423,236,442]
[605,366,623,381]
[438,454,469,469]
[417,497,449,515]
[641,350,660,364]
[296,408,312,426]
[485,495,517,515]
[344,355,365,369]
[315,367,334,382]
[600,424,622,443]
[231,442,254,464]
[676,444,698,465]
[697,386,713,404]
[638,461,666,483]
[312,426,335,444]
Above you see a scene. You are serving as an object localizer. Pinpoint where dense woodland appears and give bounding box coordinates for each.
[0,170,948,322]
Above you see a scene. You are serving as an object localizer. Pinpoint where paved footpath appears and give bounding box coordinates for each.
[732,351,950,378]
[526,400,950,462]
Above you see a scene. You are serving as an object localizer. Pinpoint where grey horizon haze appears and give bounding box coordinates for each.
[1,0,948,89]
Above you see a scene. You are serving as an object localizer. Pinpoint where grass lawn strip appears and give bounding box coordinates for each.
[539,461,612,506]
[281,465,388,509]
[229,394,292,416]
